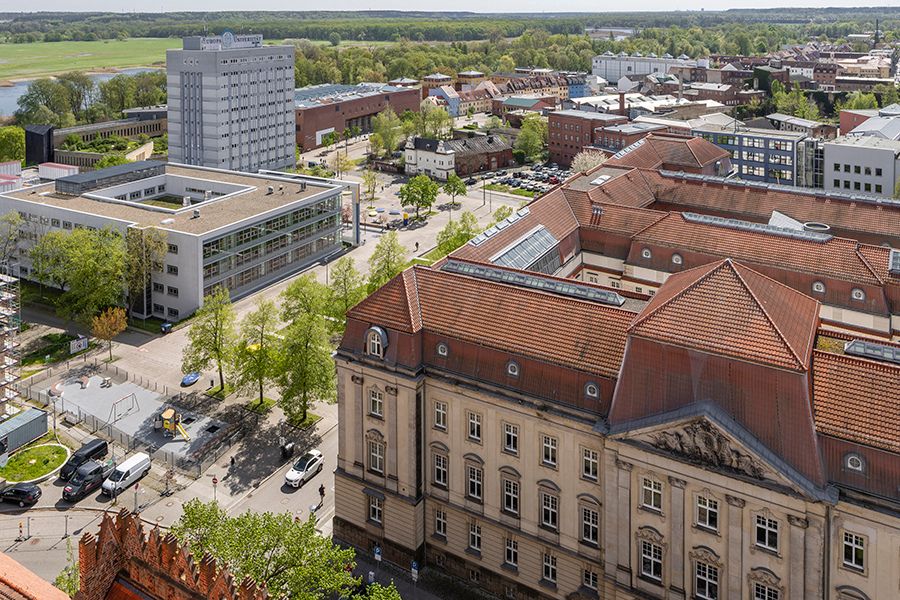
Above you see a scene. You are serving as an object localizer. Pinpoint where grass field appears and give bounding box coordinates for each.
[0,444,67,482]
[0,38,178,81]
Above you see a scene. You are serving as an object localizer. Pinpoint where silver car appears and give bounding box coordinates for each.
[284,449,324,488]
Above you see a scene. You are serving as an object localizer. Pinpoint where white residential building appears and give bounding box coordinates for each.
[823,135,900,197]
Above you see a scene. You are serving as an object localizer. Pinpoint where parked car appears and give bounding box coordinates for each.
[1,483,41,507]
[60,438,108,481]
[465,177,477,185]
[160,322,173,334]
[63,459,114,501]
[181,372,201,387]
[101,453,151,497]
[549,176,560,184]
[284,449,324,488]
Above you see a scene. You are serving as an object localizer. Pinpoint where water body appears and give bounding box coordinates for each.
[0,68,162,117]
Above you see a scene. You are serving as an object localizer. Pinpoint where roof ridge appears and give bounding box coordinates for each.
[854,244,885,284]
[628,260,725,330]
[408,266,424,330]
[813,348,900,372]
[628,208,671,238]
[730,261,808,370]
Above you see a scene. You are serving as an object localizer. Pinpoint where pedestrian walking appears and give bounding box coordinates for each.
[414,242,419,252]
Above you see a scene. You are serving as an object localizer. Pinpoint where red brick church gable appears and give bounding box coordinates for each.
[76,509,268,600]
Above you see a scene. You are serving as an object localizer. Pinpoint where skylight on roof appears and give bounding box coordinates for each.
[843,339,900,366]
[682,212,833,243]
[890,249,900,275]
[491,226,558,270]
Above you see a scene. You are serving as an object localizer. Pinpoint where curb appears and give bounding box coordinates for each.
[2,443,71,485]
[0,505,169,530]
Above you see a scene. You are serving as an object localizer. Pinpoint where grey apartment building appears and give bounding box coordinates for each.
[167,34,296,172]
[823,135,900,197]
[692,124,811,185]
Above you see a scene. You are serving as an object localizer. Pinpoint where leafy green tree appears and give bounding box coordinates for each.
[329,32,342,46]
[182,287,237,393]
[281,273,330,323]
[124,227,167,318]
[837,91,878,111]
[91,306,127,361]
[53,538,80,596]
[360,582,402,600]
[277,311,336,424]
[491,205,514,223]
[442,173,467,215]
[330,152,353,179]
[99,74,136,114]
[398,174,439,219]
[15,78,73,126]
[94,154,130,169]
[515,114,548,160]
[0,126,25,165]
[231,299,280,407]
[362,169,378,205]
[367,231,407,292]
[327,257,367,329]
[170,499,358,600]
[0,211,23,268]
[371,107,402,157]
[435,210,480,256]
[57,71,95,118]
[874,83,900,107]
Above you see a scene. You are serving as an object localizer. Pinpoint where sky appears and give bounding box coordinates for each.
[12,2,900,13]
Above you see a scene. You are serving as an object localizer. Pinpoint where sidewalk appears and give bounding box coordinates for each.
[353,553,441,600]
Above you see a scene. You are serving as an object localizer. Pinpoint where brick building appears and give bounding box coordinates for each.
[295,83,421,151]
[548,110,627,167]
[593,122,667,153]
[404,135,513,179]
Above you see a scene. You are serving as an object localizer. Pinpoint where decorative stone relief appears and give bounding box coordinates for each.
[351,374,364,384]
[649,419,768,479]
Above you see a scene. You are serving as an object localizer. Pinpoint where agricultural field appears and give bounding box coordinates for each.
[0,38,178,81]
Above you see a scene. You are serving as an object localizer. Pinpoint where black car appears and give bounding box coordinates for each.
[60,438,108,481]
[465,177,477,185]
[62,459,114,502]
[0,483,41,507]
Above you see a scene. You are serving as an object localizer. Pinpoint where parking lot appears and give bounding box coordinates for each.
[479,163,572,196]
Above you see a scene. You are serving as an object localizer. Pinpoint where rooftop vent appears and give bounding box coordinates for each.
[204,190,212,201]
[803,221,830,233]
[682,212,833,243]
[843,339,900,366]
[267,185,274,195]
[182,196,191,207]
[192,209,200,219]
[160,218,175,224]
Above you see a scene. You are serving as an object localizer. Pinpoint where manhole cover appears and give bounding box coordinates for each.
[166,501,174,507]
[156,516,164,522]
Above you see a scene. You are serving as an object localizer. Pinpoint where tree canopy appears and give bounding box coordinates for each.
[398,174,439,219]
[182,287,237,392]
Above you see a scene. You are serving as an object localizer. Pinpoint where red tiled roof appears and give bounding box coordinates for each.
[606,134,729,171]
[350,269,421,333]
[813,350,900,452]
[630,259,820,371]
[0,552,70,600]
[584,169,657,208]
[632,212,885,284]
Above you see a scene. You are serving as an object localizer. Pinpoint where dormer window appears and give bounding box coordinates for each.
[671,253,683,265]
[585,382,599,398]
[851,288,865,302]
[844,453,865,473]
[507,361,520,377]
[812,281,825,294]
[366,327,387,358]
[436,342,449,357]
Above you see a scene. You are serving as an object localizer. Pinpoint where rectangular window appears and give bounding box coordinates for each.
[167,308,179,319]
[583,568,598,590]
[875,167,882,176]
[582,448,599,480]
[152,282,164,293]
[697,496,719,531]
[843,164,850,173]
[642,478,662,511]
[581,506,599,544]
[541,492,558,530]
[467,411,482,441]
[435,508,447,537]
[755,515,779,552]
[433,454,448,487]
[833,179,840,187]
[503,479,519,514]
[368,496,383,524]
[368,440,384,474]
[876,184,883,193]
[641,540,663,581]
[467,465,483,500]
[542,553,557,583]
[468,522,481,551]
[167,286,179,297]
[152,303,164,314]
[695,562,719,600]
[369,389,383,417]
[167,243,178,254]
[503,423,518,454]
[754,583,779,600]
[505,538,518,567]
[843,532,865,570]
[541,435,558,467]
[854,165,861,174]
[433,401,447,430]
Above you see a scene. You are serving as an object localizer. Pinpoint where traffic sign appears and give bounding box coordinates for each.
[411,561,418,571]
[212,476,218,485]
[411,560,419,582]
[374,545,382,562]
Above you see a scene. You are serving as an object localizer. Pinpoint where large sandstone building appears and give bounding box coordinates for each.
[333,137,900,600]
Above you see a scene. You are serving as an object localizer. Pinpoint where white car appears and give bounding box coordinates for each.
[284,450,324,488]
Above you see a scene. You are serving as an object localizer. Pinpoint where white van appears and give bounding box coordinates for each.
[101,452,151,496]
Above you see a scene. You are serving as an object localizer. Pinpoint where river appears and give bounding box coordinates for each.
[0,68,162,117]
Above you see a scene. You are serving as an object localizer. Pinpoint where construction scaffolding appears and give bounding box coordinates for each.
[0,273,20,414]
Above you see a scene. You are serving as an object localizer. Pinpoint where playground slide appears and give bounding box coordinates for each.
[176,422,191,442]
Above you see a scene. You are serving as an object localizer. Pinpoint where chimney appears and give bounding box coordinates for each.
[618,92,626,117]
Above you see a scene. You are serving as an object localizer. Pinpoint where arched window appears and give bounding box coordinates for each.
[436,342,449,357]
[812,281,826,294]
[851,288,865,302]
[585,382,599,398]
[844,453,865,473]
[507,361,520,377]
[366,327,387,358]
[671,253,683,265]
[641,248,653,259]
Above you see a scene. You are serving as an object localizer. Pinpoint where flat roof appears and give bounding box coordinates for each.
[827,135,900,150]
[552,110,625,121]
[693,123,808,140]
[2,164,339,237]
[295,83,408,108]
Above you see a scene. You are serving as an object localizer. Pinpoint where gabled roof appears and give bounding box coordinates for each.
[350,269,421,334]
[629,259,819,371]
[606,134,729,171]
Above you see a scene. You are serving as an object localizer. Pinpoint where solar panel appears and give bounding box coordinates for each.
[890,249,900,275]
[843,339,900,366]
[492,226,558,270]
[441,260,626,307]
[682,212,832,243]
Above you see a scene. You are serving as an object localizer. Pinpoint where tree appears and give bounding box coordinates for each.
[91,306,127,361]
[367,231,406,292]
[837,91,878,111]
[94,154,130,169]
[421,103,452,139]
[360,583,402,600]
[57,71,95,118]
[53,538,80,596]
[281,273,329,323]
[515,114,548,160]
[0,126,25,164]
[571,149,608,173]
[326,257,367,329]
[486,115,503,129]
[170,499,358,600]
[371,107,402,157]
[491,205,514,223]
[0,211,23,269]
[182,287,237,393]
[99,74,136,114]
[398,174,439,219]
[435,210,480,256]
[330,152,353,179]
[277,312,335,424]
[328,32,342,46]
[14,78,73,126]
[231,299,280,408]
[124,227,167,318]
[362,169,378,205]
[873,83,900,107]
[442,173,467,218]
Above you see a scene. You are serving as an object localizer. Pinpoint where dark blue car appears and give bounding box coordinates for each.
[181,372,201,387]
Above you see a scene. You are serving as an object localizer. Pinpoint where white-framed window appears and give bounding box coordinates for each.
[541,491,559,530]
[812,281,825,294]
[433,401,447,430]
[541,435,558,467]
[503,479,519,514]
[842,531,865,570]
[754,582,779,600]
[844,453,865,472]
[504,423,519,454]
[435,508,447,537]
[642,478,662,511]
[367,330,384,357]
[697,496,719,531]
[467,411,482,441]
[368,440,384,474]
[851,288,865,301]
[695,562,719,600]
[368,496,383,524]
[507,360,520,377]
[467,465,483,500]
[671,253,683,265]
[581,506,599,544]
[641,540,663,581]
[755,515,779,552]
[584,382,599,398]
[505,538,518,567]
[468,521,482,551]
[641,247,652,259]
[583,568,598,590]
[582,448,599,480]
[433,453,448,487]
[542,552,557,583]
[436,342,449,356]
[368,388,384,417]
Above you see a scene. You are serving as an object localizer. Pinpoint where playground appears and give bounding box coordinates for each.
[30,365,232,466]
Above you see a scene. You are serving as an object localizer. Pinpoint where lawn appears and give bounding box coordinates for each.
[0,444,67,482]
[206,383,234,400]
[246,397,276,414]
[484,183,536,198]
[0,38,178,81]
[22,332,80,366]
[289,411,321,430]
